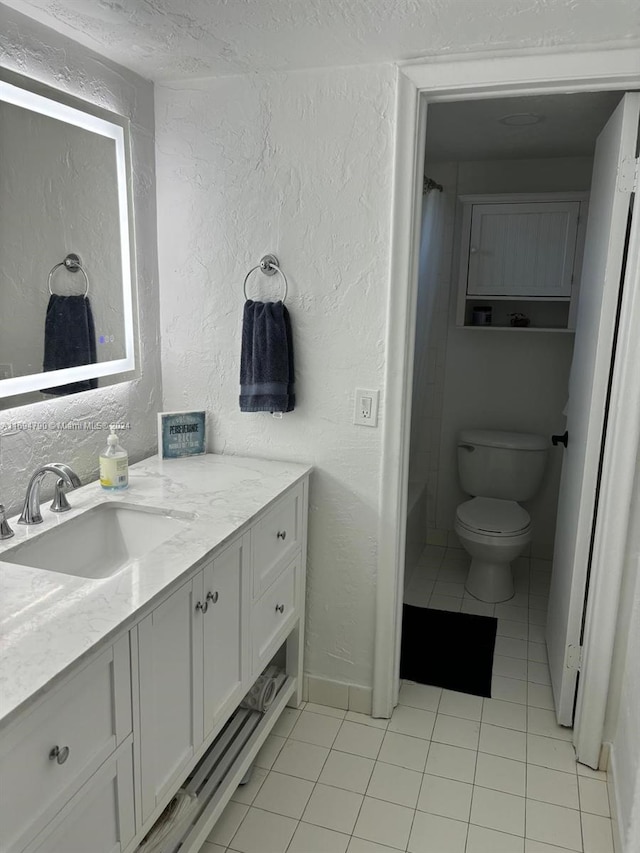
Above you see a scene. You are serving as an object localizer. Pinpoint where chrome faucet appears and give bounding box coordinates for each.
[0,504,14,539]
[18,463,82,525]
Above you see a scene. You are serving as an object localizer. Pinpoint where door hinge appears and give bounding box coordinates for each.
[567,644,583,672]
[617,156,639,193]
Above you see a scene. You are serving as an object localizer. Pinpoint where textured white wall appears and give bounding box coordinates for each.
[417,157,594,551]
[0,4,162,512]
[156,66,395,688]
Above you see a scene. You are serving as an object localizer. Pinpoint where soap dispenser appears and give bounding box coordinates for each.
[100,426,129,490]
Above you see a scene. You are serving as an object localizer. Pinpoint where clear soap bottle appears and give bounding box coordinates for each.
[100,426,129,490]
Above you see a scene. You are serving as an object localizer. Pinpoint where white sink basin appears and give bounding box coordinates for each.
[1,503,195,579]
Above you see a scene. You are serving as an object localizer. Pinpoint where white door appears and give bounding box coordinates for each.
[138,577,204,823]
[203,535,248,737]
[546,93,640,726]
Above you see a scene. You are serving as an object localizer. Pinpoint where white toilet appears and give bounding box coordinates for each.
[454,430,548,603]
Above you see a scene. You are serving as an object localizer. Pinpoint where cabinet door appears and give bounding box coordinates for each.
[138,577,204,824]
[203,535,249,737]
[25,740,135,853]
[467,201,580,297]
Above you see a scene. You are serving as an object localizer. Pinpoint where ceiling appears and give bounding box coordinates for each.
[2,0,639,82]
[425,91,626,161]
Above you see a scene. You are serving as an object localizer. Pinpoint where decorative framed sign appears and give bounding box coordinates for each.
[157,410,206,459]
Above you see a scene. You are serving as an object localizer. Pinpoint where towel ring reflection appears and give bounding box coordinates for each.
[243,254,288,304]
[48,253,89,298]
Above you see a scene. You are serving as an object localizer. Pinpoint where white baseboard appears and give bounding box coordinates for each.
[302,675,373,715]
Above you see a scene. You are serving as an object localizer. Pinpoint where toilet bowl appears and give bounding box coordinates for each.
[455,497,531,602]
[454,430,548,604]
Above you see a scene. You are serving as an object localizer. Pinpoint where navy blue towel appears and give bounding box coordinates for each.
[240,300,295,413]
[43,294,97,395]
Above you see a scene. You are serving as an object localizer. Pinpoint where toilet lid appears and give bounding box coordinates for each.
[456,497,530,535]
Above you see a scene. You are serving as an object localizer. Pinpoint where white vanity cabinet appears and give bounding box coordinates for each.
[0,459,309,853]
[456,192,589,330]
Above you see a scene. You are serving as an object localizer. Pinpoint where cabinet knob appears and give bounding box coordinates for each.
[206,591,219,604]
[195,600,209,614]
[49,745,70,765]
[277,530,287,540]
[275,603,285,614]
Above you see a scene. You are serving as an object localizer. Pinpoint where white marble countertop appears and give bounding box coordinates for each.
[0,453,311,729]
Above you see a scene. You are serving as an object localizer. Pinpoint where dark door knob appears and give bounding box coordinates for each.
[551,431,569,448]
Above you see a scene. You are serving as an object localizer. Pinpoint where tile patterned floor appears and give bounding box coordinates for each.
[202,547,615,853]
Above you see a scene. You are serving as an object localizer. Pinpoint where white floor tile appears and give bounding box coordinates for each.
[526,765,579,810]
[466,824,525,853]
[429,593,462,611]
[347,837,401,853]
[491,675,528,705]
[528,623,546,644]
[438,689,483,721]
[482,698,527,731]
[302,783,363,834]
[207,801,249,846]
[581,811,614,853]
[433,580,465,598]
[378,731,430,772]
[367,761,422,807]
[525,800,582,851]
[271,739,330,781]
[528,609,547,626]
[353,796,414,851]
[344,711,389,729]
[493,654,528,681]
[405,581,435,608]
[461,599,495,617]
[527,682,555,711]
[527,642,548,663]
[270,707,301,738]
[252,771,314,819]
[424,741,477,783]
[254,735,286,770]
[441,548,469,567]
[524,840,578,852]
[495,604,529,623]
[318,749,375,793]
[388,704,436,740]
[529,595,548,611]
[417,773,472,821]
[526,735,577,773]
[474,752,526,796]
[231,766,268,805]
[333,721,385,759]
[407,810,468,853]
[438,563,469,583]
[470,786,525,836]
[578,776,610,816]
[432,713,480,750]
[494,636,528,660]
[527,662,551,685]
[497,619,529,640]
[398,682,442,712]
[287,822,350,853]
[289,709,342,747]
[527,707,573,741]
[229,807,297,853]
[201,843,226,853]
[479,723,526,762]
[303,702,347,719]
[576,762,607,781]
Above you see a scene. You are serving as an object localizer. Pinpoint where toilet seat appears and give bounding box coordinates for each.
[456,497,530,537]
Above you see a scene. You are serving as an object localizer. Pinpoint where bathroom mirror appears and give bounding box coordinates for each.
[0,68,138,409]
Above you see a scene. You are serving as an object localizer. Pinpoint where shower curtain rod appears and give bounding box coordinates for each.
[423,176,443,193]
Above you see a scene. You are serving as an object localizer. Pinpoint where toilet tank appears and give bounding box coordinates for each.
[458,430,548,502]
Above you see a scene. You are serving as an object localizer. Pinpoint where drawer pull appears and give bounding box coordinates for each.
[195,600,209,614]
[49,745,70,765]
[275,603,285,614]
[206,591,219,604]
[277,530,287,540]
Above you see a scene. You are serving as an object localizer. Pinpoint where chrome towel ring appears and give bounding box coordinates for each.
[48,253,89,298]
[243,254,288,304]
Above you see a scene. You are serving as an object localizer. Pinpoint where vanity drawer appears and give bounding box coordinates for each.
[0,636,132,853]
[253,555,298,673]
[252,484,302,598]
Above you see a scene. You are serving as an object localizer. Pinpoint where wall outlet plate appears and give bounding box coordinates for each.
[354,388,379,427]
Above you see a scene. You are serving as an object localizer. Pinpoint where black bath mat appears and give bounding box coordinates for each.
[400,605,497,697]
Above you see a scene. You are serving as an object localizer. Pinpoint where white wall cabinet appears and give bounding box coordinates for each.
[457,192,589,330]
[0,476,308,853]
